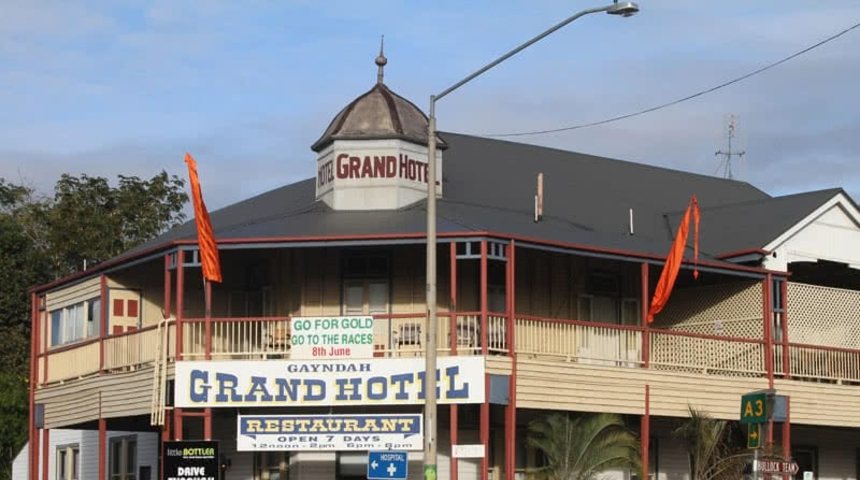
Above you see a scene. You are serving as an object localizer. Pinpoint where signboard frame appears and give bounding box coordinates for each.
[163,440,220,480]
[237,413,423,451]
[175,356,485,407]
[367,451,408,480]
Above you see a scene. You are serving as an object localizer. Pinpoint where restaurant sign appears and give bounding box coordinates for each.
[237,414,423,451]
[174,357,485,407]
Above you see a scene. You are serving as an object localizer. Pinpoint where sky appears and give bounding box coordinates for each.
[2,0,860,210]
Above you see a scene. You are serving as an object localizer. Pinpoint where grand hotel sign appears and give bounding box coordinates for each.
[315,139,443,211]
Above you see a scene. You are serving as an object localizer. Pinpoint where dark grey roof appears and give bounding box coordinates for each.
[133,132,843,262]
[665,188,843,256]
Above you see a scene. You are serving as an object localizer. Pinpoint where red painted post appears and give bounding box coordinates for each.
[449,242,459,480]
[641,384,650,480]
[479,240,489,480]
[98,417,106,480]
[504,241,517,480]
[640,262,650,368]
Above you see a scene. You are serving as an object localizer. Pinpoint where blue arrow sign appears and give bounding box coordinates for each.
[368,451,408,480]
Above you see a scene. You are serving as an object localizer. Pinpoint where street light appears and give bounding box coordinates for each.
[423,2,639,479]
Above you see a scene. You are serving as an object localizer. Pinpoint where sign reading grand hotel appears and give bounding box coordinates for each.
[315,140,442,211]
[290,316,374,359]
[175,357,484,407]
[237,414,423,451]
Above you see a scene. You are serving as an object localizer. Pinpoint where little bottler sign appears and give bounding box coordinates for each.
[163,441,219,480]
[291,316,374,359]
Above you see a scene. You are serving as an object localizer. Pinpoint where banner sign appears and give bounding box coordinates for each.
[163,440,219,480]
[175,357,485,407]
[290,316,374,359]
[237,414,423,451]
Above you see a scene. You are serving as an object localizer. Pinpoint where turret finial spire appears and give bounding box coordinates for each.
[375,35,387,84]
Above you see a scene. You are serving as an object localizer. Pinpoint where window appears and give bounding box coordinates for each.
[110,436,137,480]
[56,445,80,480]
[50,297,100,346]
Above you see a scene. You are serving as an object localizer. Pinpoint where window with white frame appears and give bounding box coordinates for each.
[109,436,137,480]
[56,444,80,480]
[50,297,100,346]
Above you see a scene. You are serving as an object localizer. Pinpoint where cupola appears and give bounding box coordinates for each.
[313,41,445,211]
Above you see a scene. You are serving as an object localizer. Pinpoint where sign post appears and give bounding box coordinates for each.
[368,451,408,480]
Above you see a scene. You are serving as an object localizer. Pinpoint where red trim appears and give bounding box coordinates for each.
[641,262,650,368]
[164,254,172,319]
[650,327,765,345]
[41,428,48,480]
[787,341,860,355]
[715,248,769,260]
[781,279,790,379]
[449,242,459,480]
[504,241,517,480]
[641,384,650,480]
[41,337,100,356]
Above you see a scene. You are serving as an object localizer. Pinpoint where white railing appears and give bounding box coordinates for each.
[788,343,860,384]
[515,317,642,366]
[104,326,161,370]
[182,317,292,360]
[42,340,100,383]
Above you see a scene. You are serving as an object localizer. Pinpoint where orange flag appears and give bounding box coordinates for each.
[184,153,222,283]
[647,195,700,323]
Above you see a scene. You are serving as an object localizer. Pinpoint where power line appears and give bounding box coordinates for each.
[483,19,860,138]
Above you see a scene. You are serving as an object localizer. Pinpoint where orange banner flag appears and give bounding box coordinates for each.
[647,195,700,323]
[184,153,222,283]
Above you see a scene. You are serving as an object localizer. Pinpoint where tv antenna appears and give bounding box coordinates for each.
[715,115,745,180]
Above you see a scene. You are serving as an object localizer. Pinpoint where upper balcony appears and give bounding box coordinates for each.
[33,242,860,389]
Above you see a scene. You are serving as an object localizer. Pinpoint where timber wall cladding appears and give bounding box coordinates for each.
[35,367,155,428]
[45,276,101,311]
[515,358,766,419]
[653,281,764,338]
[788,282,860,348]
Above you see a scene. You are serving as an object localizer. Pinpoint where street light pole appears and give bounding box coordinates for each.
[423,2,639,479]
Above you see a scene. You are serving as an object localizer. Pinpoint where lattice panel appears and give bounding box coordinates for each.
[653,281,764,339]
[788,282,860,348]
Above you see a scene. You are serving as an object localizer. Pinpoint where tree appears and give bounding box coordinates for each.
[674,407,752,480]
[0,173,187,480]
[36,172,188,275]
[527,412,641,480]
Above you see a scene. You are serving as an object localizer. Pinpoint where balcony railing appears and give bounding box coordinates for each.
[35,311,860,387]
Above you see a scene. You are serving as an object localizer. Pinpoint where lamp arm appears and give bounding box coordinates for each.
[434,4,612,103]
